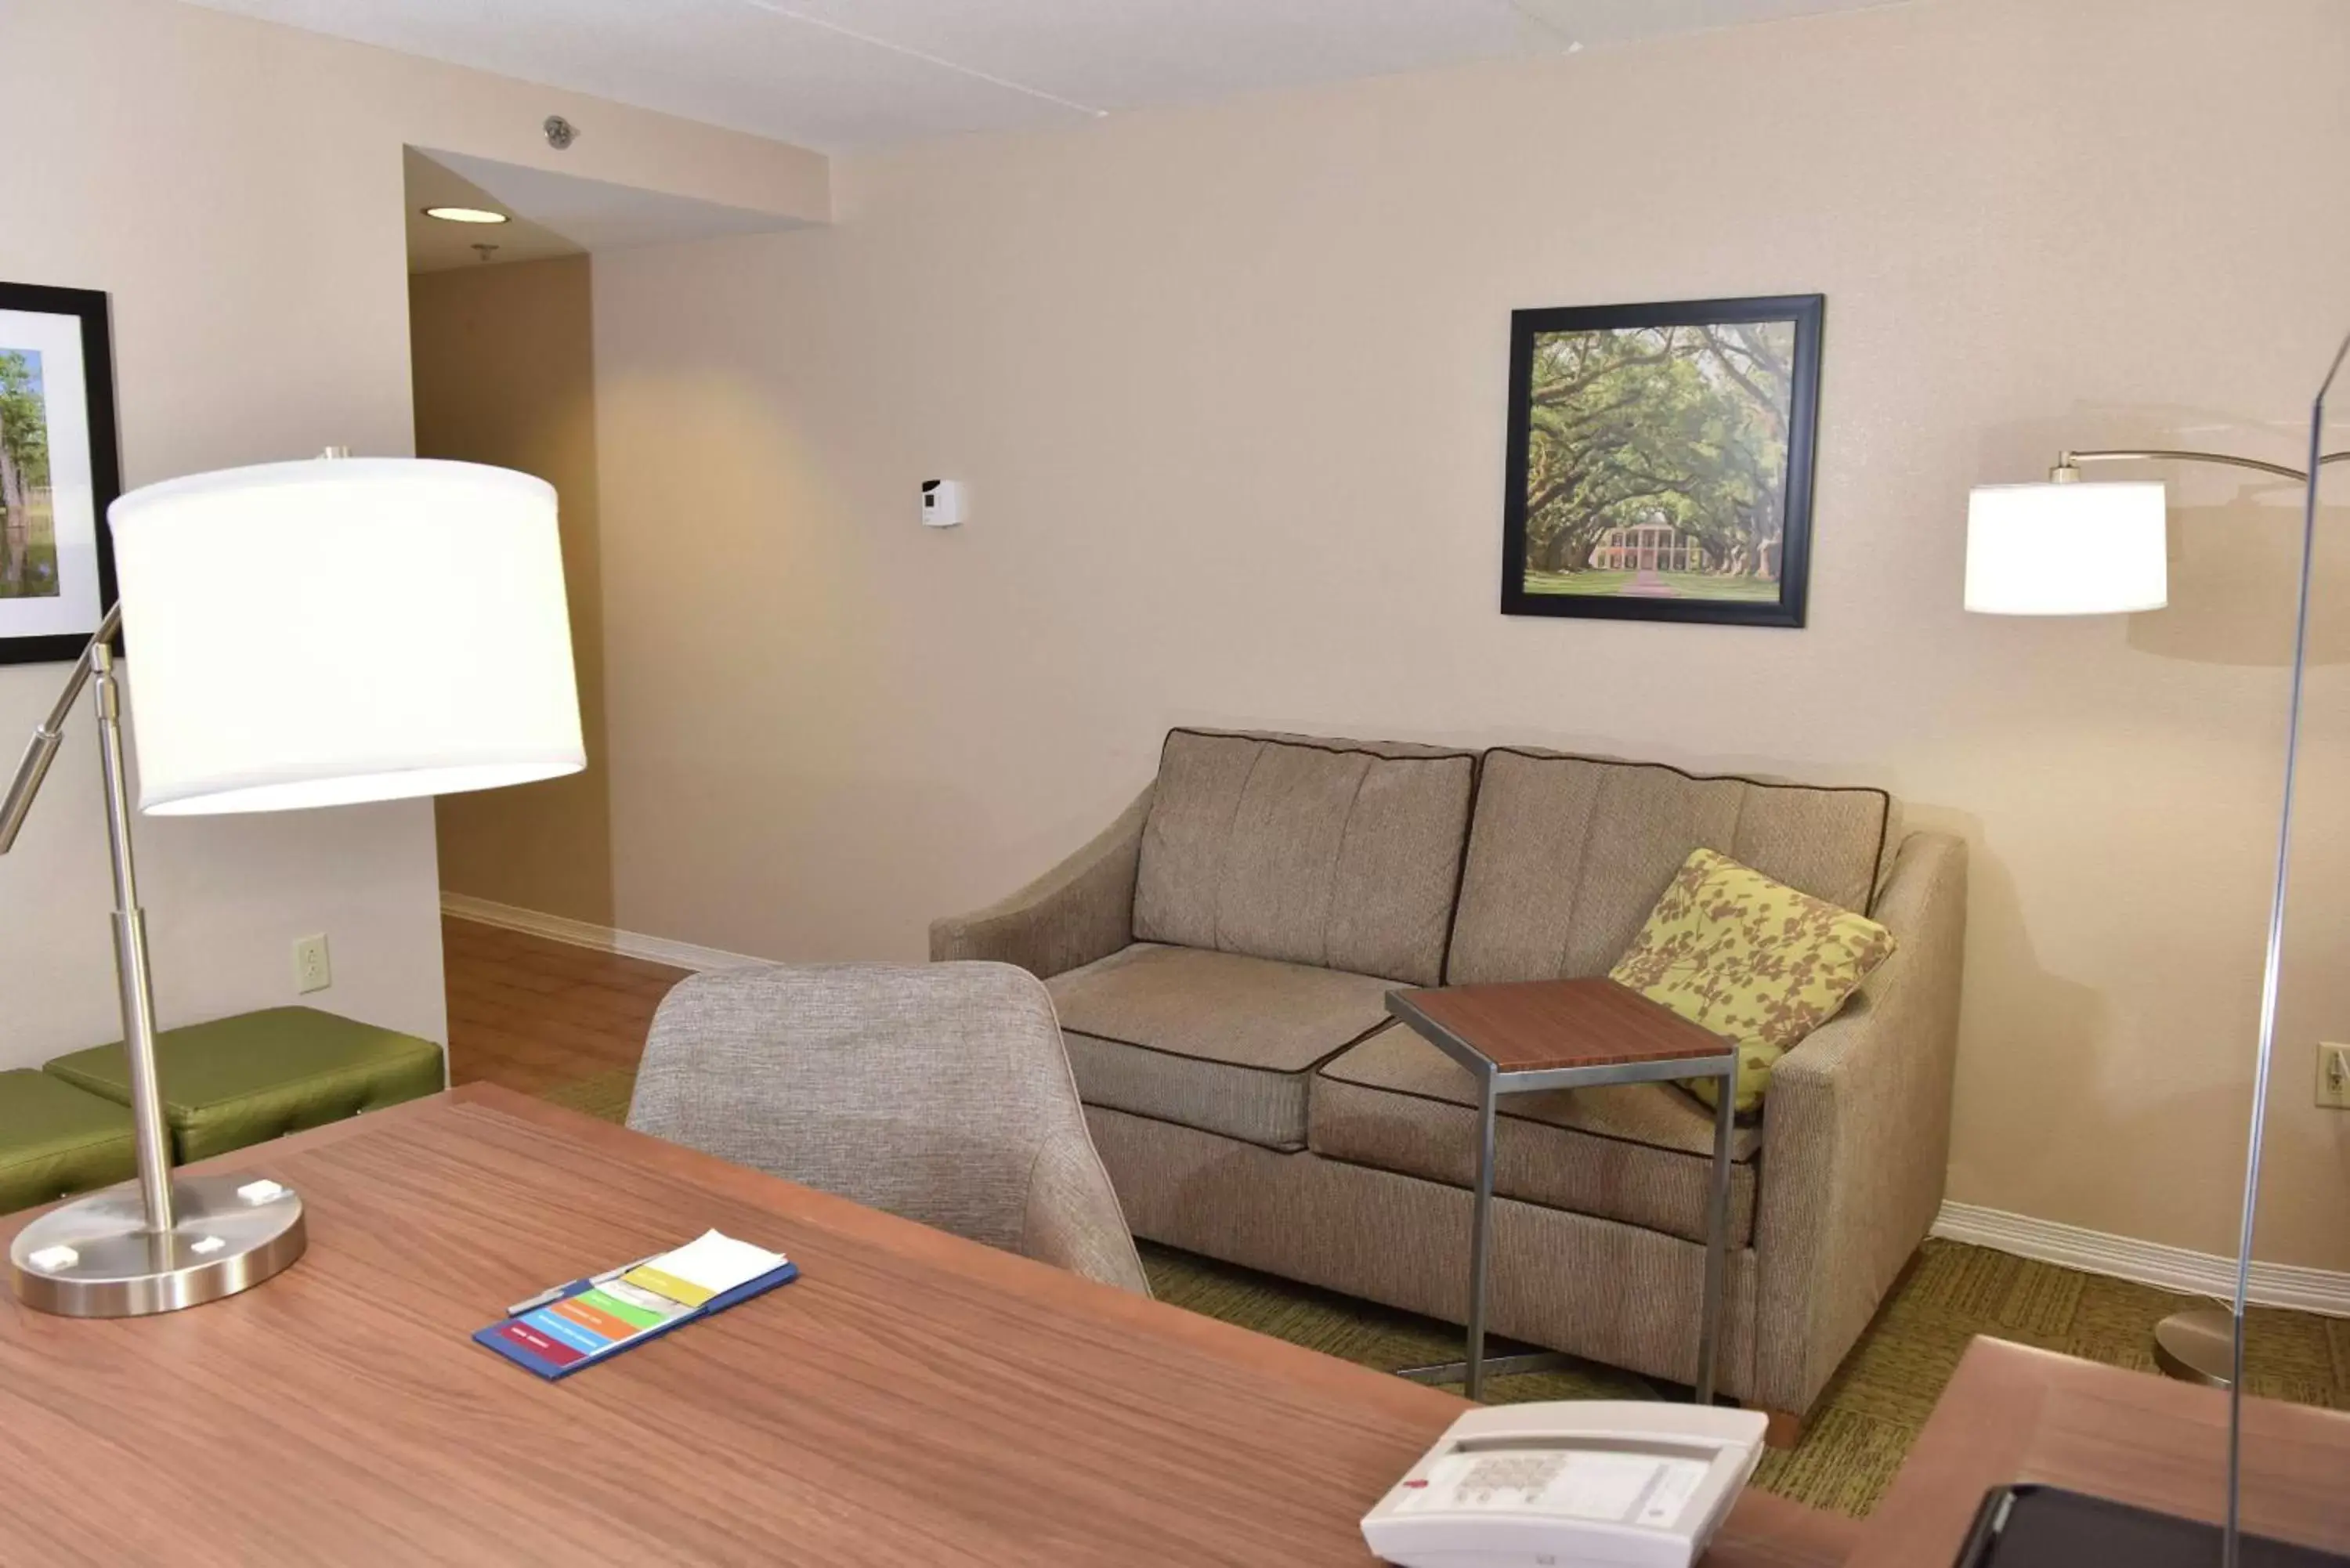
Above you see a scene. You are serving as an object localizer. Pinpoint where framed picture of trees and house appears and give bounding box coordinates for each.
[1501,294,1823,628]
[0,282,121,665]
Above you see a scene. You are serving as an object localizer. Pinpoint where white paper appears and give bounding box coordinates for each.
[646,1229,787,1295]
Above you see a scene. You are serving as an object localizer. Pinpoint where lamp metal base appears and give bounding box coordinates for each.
[2151,1305,2235,1388]
[6,1173,306,1318]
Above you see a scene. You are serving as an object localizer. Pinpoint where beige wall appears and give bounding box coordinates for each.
[588,0,2350,1268]
[0,0,824,1068]
[412,257,614,925]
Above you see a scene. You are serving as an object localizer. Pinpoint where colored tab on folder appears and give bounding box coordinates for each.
[623,1230,789,1310]
[577,1286,671,1331]
[524,1306,609,1356]
[624,1264,715,1308]
[496,1318,583,1367]
[550,1295,642,1342]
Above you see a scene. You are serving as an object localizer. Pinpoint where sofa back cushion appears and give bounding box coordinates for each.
[1447,748,1891,985]
[1133,729,1477,986]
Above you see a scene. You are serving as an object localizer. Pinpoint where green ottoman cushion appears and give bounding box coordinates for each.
[44,1006,444,1162]
[0,1069,139,1214]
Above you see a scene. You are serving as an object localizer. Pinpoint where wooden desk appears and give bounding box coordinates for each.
[1851,1337,2350,1565]
[0,1086,1846,1566]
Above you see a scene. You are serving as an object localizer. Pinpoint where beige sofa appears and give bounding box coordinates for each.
[931,728,1967,1440]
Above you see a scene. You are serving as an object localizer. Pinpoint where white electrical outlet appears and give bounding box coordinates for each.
[294,934,333,995]
[2318,1043,2350,1111]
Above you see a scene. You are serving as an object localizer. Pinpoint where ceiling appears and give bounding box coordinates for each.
[405,147,810,272]
[188,0,1906,154]
[405,148,583,273]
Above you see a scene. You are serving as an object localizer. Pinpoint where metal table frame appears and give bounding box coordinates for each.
[1383,988,1740,1404]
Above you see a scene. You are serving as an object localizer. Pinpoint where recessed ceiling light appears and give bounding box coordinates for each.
[421,206,509,225]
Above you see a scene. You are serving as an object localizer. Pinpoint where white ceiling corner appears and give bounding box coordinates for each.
[403,147,811,273]
[403,147,584,273]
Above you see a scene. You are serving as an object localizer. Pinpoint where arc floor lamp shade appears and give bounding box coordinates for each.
[109,458,584,815]
[1965,479,2170,615]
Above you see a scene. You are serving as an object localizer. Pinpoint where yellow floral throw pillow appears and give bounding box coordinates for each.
[1609,847,1896,1114]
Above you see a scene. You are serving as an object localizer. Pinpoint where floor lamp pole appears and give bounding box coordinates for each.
[2218,327,2350,1568]
[2028,349,2350,1560]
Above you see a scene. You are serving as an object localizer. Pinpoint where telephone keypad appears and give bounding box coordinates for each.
[1457,1453,1567,1503]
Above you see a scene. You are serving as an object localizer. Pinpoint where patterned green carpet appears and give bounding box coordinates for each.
[548,1065,2349,1517]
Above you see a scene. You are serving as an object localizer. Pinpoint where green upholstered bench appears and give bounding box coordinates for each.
[43,1006,445,1163]
[0,1069,139,1215]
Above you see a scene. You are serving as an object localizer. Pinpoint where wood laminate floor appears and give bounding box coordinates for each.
[441,916,686,1094]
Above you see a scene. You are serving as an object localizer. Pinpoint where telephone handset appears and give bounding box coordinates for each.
[1361,1401,1768,1568]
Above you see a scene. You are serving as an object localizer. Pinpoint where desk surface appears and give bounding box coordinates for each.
[1390,977,1734,1074]
[1850,1336,2350,1566]
[0,1086,1845,1566]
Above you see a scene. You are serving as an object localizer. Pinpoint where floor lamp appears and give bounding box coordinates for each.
[1966,331,2348,1566]
[2,453,581,1319]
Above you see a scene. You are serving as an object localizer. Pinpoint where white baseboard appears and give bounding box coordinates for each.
[439,893,768,974]
[1933,1200,2350,1317]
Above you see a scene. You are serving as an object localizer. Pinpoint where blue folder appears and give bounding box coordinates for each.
[473,1259,801,1380]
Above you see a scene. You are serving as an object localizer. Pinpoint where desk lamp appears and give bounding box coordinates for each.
[1965,331,2347,1568]
[2,453,581,1318]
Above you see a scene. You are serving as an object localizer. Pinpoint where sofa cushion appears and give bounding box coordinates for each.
[1310,1024,1760,1245]
[1613,848,1896,1113]
[1133,729,1477,987]
[1049,942,1397,1150]
[1447,748,1890,987]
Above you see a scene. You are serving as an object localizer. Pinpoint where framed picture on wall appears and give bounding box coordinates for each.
[1501,293,1823,629]
[0,282,121,665]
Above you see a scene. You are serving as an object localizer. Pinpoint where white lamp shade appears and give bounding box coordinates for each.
[1965,481,2168,616]
[109,457,584,815]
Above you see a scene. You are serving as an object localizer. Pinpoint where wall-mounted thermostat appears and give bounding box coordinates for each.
[920,480,966,528]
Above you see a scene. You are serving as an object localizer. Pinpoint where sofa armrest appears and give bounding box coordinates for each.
[927,784,1153,981]
[1750,829,1968,1417]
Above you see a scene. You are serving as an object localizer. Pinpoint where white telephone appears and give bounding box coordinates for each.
[1360,1401,1768,1568]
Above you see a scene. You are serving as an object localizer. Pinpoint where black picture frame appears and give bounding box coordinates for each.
[0,281,121,665]
[1500,293,1824,629]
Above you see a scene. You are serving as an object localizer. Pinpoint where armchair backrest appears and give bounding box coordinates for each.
[629,961,1147,1292]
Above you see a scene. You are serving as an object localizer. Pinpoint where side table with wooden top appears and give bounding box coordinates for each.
[1384,976,1740,1403]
